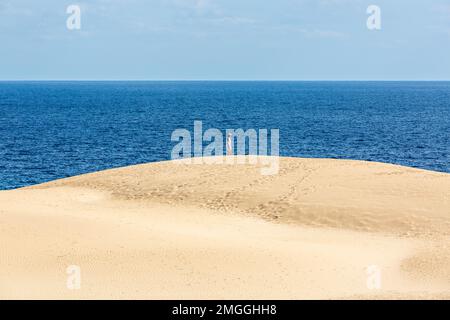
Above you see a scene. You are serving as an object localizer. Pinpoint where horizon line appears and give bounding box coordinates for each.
[1,79,450,82]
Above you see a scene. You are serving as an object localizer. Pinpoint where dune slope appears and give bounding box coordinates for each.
[1,157,449,299]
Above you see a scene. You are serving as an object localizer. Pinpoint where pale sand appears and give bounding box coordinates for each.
[1,156,449,299]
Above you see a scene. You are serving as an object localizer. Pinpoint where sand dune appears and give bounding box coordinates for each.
[1,157,449,299]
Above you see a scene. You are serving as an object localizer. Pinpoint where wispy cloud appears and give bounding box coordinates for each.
[169,0,218,14]
[207,16,256,26]
[431,3,450,16]
[318,0,361,5]
[271,24,346,39]
[428,3,450,37]
[168,0,257,26]
[426,25,450,37]
[0,0,33,16]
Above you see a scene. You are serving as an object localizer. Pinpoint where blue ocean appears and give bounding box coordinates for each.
[0,81,449,190]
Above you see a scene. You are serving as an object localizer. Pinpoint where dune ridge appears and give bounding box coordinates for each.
[1,157,449,299]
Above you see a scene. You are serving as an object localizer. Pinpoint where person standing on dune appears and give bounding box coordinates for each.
[226,133,233,155]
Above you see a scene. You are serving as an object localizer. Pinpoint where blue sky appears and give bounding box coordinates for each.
[1,0,450,80]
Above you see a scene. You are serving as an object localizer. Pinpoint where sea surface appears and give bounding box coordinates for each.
[0,81,449,190]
